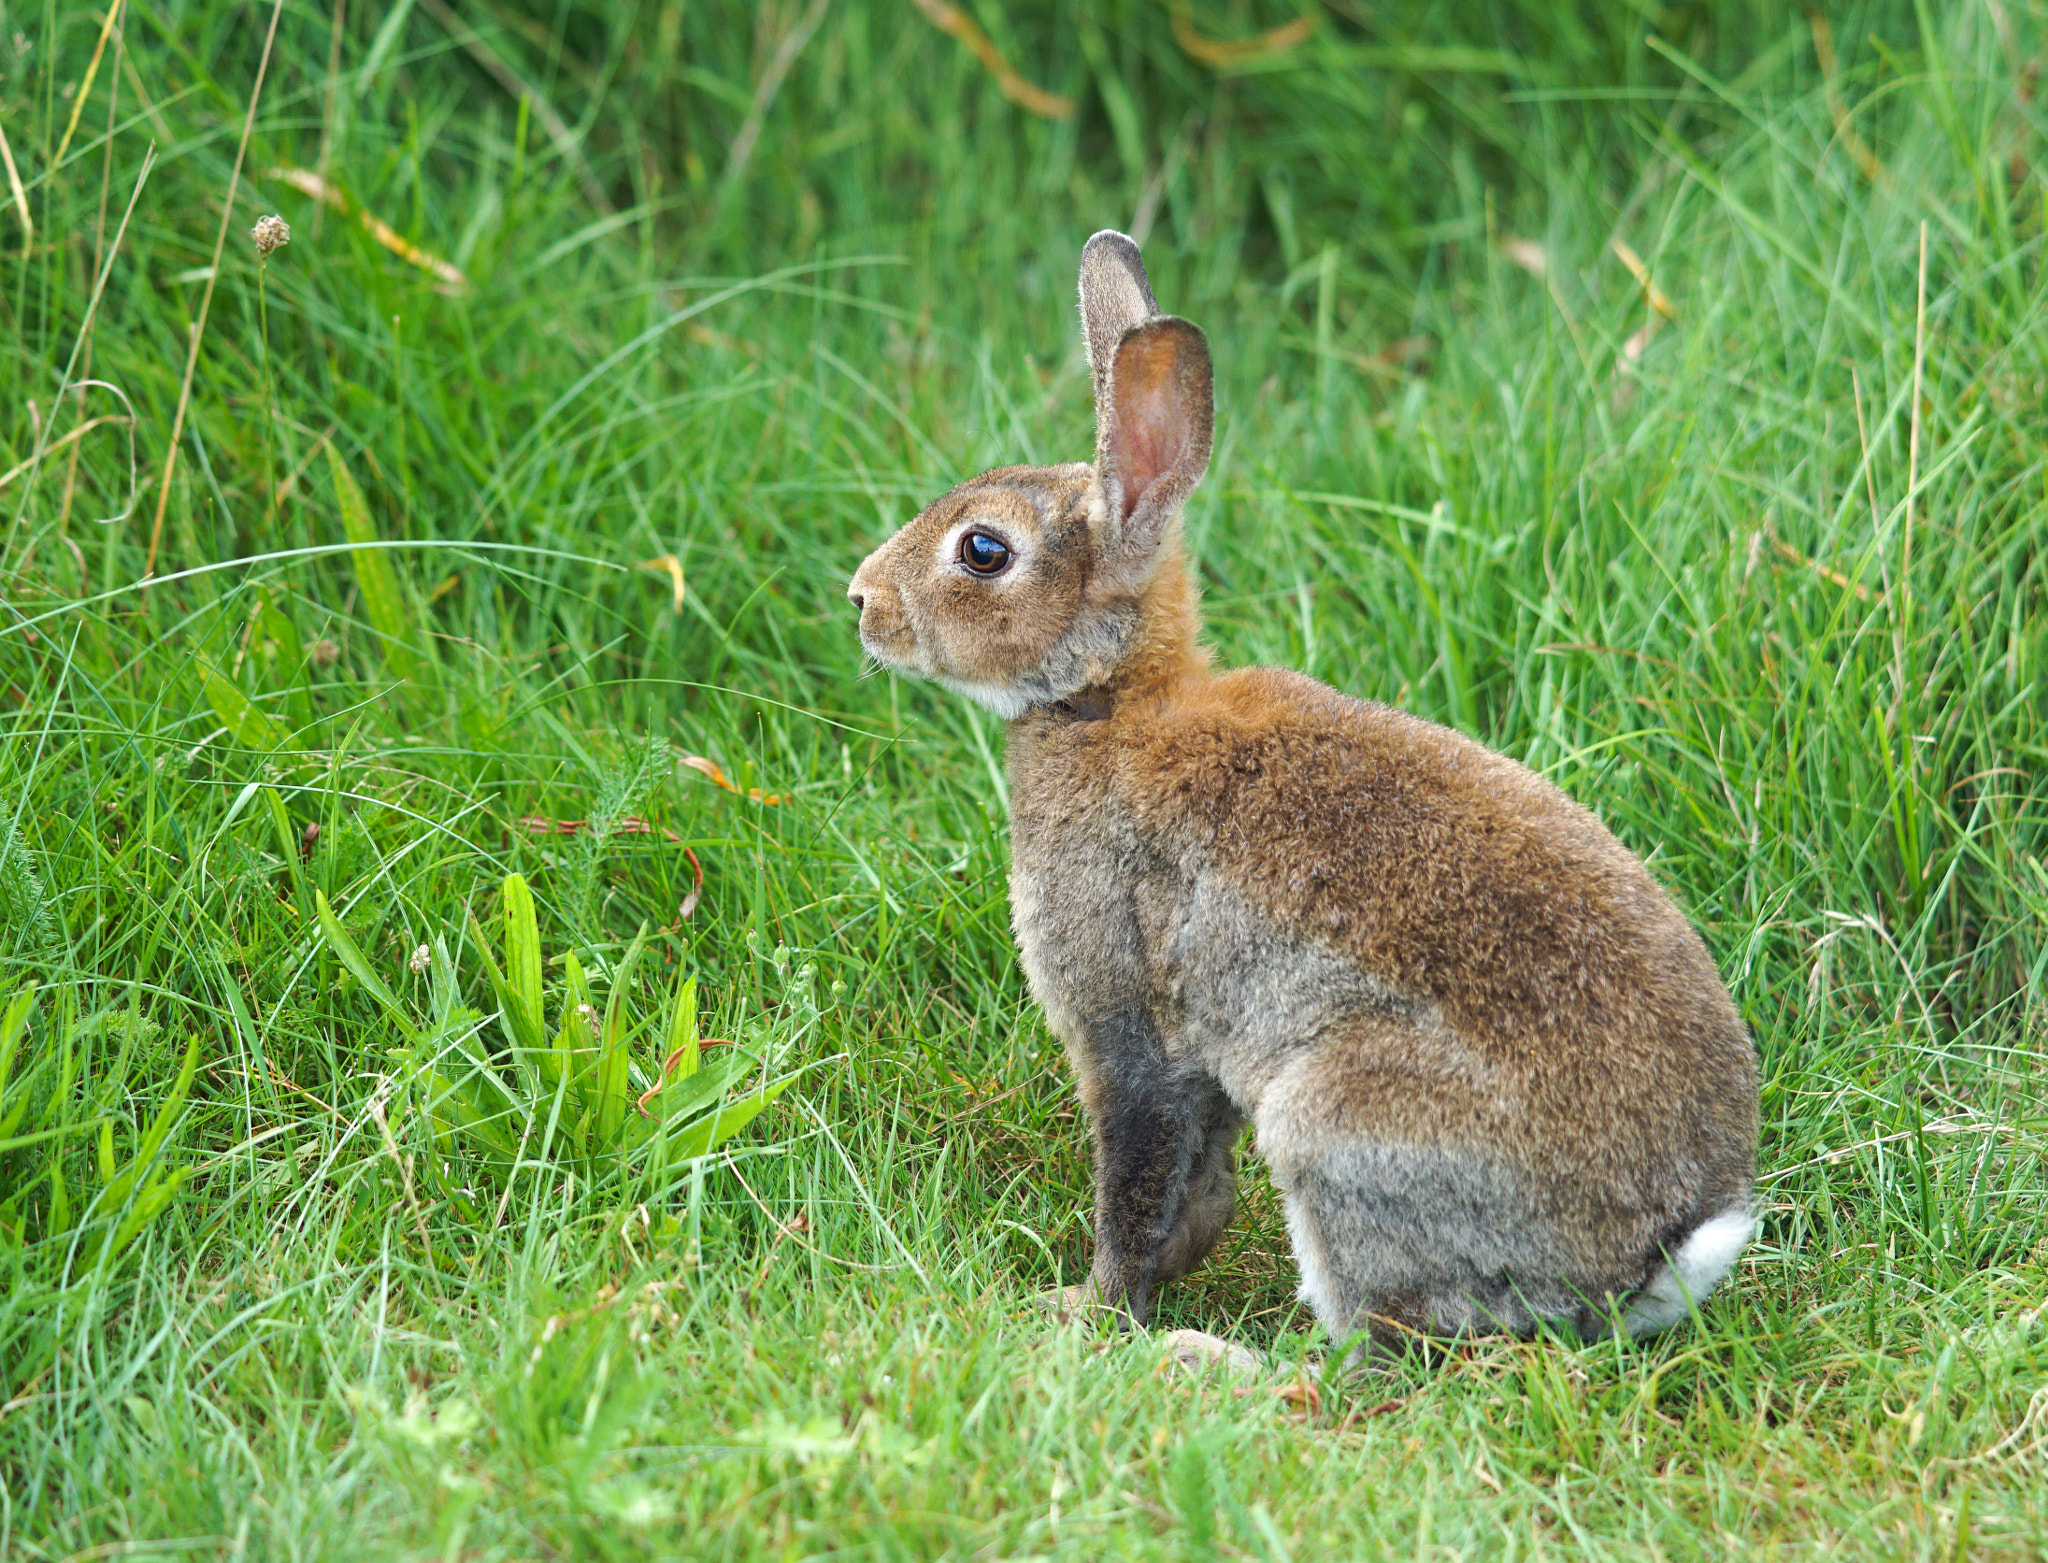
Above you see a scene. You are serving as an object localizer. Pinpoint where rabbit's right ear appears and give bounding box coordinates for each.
[1078,230,1160,429]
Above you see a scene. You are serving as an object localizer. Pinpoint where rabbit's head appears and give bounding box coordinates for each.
[847,232,1213,718]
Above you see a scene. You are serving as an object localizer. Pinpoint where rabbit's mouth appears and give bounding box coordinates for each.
[854,614,920,672]
[857,615,1034,718]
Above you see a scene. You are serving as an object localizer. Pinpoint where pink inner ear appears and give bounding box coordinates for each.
[1112,336,1186,521]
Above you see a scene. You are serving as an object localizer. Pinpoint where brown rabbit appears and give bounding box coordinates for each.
[848,231,1758,1356]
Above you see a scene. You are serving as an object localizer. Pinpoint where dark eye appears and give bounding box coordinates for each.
[959,531,1011,576]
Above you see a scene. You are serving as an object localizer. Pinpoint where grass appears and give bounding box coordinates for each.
[2,0,2046,1555]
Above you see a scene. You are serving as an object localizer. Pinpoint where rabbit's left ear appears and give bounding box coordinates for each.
[1094,316,1213,573]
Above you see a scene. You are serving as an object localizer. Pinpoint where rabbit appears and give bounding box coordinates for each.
[847,230,1759,1357]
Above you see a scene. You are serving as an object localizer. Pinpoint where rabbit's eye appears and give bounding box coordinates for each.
[959,532,1012,576]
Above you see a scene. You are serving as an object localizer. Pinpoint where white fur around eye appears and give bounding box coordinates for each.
[939,518,1022,577]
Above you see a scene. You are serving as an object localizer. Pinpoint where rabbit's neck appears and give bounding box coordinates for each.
[1114,546,1210,699]
[1043,542,1210,723]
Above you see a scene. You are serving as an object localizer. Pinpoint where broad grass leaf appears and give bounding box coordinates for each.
[466,906,541,1057]
[662,1077,793,1160]
[198,658,291,752]
[255,595,318,735]
[594,925,651,1147]
[502,874,545,1035]
[0,984,36,1142]
[105,1168,189,1258]
[0,987,103,1164]
[261,788,312,922]
[324,444,426,689]
[413,1057,522,1165]
[640,1048,752,1128]
[314,891,415,1038]
[664,972,698,1080]
[93,1033,199,1258]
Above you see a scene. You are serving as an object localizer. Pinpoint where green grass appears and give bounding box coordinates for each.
[2,0,2046,1556]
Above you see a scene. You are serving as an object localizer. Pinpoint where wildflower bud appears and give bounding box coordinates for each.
[407,943,431,975]
[309,638,340,668]
[250,215,291,257]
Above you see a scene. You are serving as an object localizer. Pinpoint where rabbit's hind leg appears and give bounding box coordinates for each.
[1255,1026,1576,1360]
[1269,1157,1459,1364]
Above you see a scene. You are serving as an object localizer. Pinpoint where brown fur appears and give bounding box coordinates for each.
[849,232,1759,1354]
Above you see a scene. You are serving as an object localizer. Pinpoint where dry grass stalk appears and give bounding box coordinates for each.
[0,416,131,494]
[678,754,784,805]
[1499,235,1583,345]
[1500,236,1549,279]
[1767,526,1879,603]
[908,0,1075,120]
[270,425,333,507]
[145,0,288,578]
[1607,237,1677,406]
[638,555,686,612]
[1607,237,1676,321]
[1810,11,1893,189]
[1895,219,1929,711]
[316,0,346,207]
[0,116,30,260]
[10,151,154,548]
[266,167,467,289]
[1170,4,1317,68]
[62,0,128,535]
[52,0,126,171]
[722,0,834,199]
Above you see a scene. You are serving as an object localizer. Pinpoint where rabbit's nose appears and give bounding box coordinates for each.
[848,548,888,610]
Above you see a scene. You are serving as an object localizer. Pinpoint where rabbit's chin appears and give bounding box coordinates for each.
[860,632,1034,719]
[934,673,1034,720]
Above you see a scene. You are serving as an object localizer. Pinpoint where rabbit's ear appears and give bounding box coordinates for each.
[1095,316,1213,569]
[1079,230,1160,422]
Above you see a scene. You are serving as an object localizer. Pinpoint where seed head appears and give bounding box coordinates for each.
[408,943,432,975]
[250,215,292,257]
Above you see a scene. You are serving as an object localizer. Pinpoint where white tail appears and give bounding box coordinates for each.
[1622,1211,1754,1335]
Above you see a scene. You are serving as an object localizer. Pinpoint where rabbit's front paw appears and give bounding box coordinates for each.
[1159,1328,1263,1377]
[1035,1283,1107,1324]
